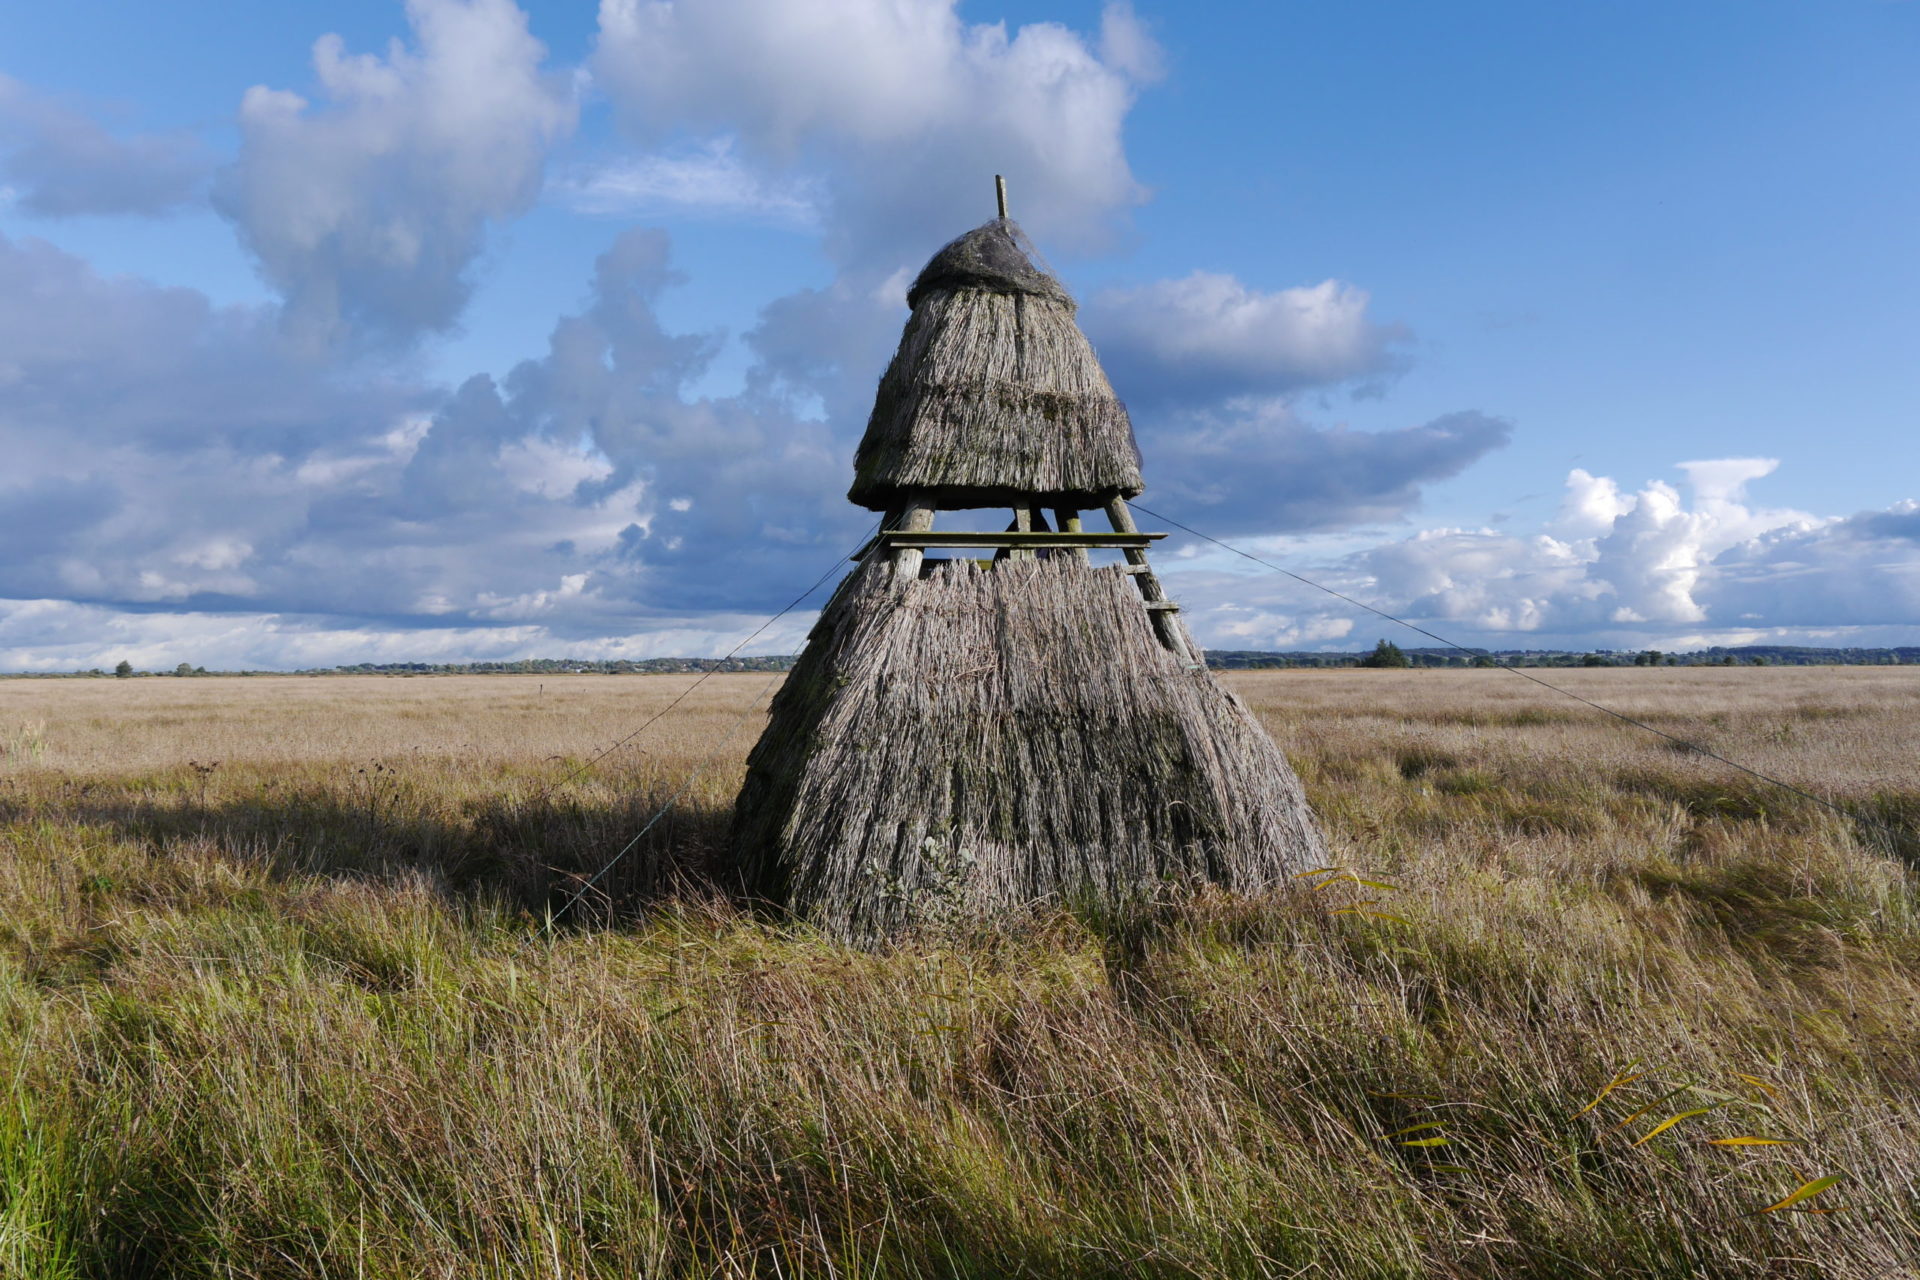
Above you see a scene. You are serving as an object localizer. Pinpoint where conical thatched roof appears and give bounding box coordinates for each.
[727,209,1327,943]
[731,557,1327,943]
[849,218,1144,511]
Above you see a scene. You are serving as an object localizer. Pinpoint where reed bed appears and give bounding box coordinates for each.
[1,666,1917,1277]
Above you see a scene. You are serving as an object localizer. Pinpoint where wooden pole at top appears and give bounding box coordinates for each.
[995,174,1008,220]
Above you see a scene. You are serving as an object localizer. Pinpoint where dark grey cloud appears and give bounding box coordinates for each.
[0,232,429,456]
[0,221,856,643]
[0,478,122,596]
[0,74,209,217]
[0,232,427,609]
[447,226,860,619]
[1137,405,1512,535]
[1846,501,1920,542]
[737,263,1462,547]
[744,272,905,431]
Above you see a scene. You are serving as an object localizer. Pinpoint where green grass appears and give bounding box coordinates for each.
[2,670,1918,1277]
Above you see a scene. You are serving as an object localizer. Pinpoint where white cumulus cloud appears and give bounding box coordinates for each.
[592,0,1154,268]
[1334,460,1920,647]
[214,0,577,348]
[1088,272,1407,403]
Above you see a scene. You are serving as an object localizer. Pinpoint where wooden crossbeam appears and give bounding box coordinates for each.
[853,530,1167,559]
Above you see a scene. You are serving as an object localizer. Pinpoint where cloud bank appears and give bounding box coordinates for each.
[1165,462,1920,654]
[5,0,1908,672]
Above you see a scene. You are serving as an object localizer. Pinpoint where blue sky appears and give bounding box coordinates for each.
[1,0,1916,669]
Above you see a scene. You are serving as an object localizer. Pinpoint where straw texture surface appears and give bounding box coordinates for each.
[731,556,1327,942]
[850,220,1143,510]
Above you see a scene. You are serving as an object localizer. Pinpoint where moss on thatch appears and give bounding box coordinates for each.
[731,556,1327,942]
[849,220,1143,511]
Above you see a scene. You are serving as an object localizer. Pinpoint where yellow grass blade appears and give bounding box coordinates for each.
[1603,1103,1656,1136]
[1707,1136,1795,1146]
[1756,1174,1844,1215]
[1400,1137,1450,1147]
[1384,1122,1445,1138]
[1735,1074,1782,1099]
[1632,1106,1717,1145]
[1574,1070,1644,1117]
[1600,1084,1687,1134]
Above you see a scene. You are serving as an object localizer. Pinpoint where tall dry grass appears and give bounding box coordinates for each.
[1,668,1917,1277]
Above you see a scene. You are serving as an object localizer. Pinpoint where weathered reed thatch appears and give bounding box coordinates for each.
[731,556,1327,942]
[849,218,1143,511]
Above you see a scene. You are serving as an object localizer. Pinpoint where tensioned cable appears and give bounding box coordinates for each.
[534,519,879,801]
[545,664,789,930]
[1127,500,1902,845]
[538,522,878,931]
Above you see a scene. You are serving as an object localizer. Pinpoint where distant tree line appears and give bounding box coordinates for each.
[9,645,1915,680]
[1205,644,1919,670]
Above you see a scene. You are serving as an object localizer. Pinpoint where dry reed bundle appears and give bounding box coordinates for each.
[731,556,1327,942]
[849,219,1143,511]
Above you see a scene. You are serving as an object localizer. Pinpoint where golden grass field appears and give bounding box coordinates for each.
[2,667,1918,1277]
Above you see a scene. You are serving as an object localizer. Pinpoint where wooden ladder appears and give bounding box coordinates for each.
[1103,497,1198,666]
[864,493,1201,667]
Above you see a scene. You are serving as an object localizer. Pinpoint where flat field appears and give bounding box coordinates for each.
[2,668,1918,1277]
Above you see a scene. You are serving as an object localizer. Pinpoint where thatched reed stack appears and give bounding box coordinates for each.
[850,219,1143,513]
[731,198,1326,942]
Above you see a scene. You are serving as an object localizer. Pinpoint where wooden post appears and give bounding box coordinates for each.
[894,494,936,578]
[1028,507,1056,558]
[1053,509,1088,562]
[1105,497,1195,664]
[995,175,1008,220]
[1006,505,1036,561]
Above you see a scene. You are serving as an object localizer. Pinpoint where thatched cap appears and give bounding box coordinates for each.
[905,218,1072,310]
[851,218,1143,511]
